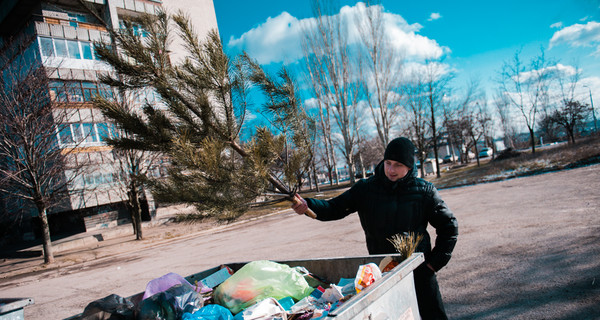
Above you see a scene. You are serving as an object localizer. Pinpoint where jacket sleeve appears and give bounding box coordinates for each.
[426,187,459,271]
[305,182,362,221]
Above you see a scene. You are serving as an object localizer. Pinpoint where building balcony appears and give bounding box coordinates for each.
[35,20,110,43]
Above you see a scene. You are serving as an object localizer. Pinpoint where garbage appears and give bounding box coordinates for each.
[354,263,382,293]
[378,256,400,273]
[277,297,294,311]
[182,304,233,320]
[138,284,204,320]
[231,298,287,320]
[318,285,343,304]
[200,266,234,289]
[79,294,135,320]
[75,255,421,320]
[143,272,210,300]
[213,260,313,314]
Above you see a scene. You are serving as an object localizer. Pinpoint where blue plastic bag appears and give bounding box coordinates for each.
[182,304,233,320]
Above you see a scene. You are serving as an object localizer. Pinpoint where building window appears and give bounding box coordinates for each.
[57,124,74,144]
[82,123,98,143]
[49,81,68,102]
[67,40,81,59]
[81,42,94,60]
[96,123,117,141]
[49,81,116,103]
[40,37,54,57]
[66,82,84,102]
[82,82,98,101]
[72,123,85,142]
[54,39,68,57]
[57,122,117,147]
[38,37,96,60]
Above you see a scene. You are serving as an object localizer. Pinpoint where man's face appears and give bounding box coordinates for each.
[384,159,410,182]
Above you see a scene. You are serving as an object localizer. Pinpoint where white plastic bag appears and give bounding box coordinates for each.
[354,263,382,293]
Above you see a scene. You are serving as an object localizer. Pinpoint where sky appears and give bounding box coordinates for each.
[212,0,600,135]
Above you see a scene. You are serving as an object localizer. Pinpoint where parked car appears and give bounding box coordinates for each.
[478,147,493,158]
[443,154,458,163]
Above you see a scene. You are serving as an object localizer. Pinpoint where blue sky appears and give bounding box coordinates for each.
[212,0,600,134]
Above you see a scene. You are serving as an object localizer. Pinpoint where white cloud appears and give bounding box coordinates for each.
[227,12,305,64]
[428,13,441,21]
[550,22,563,29]
[227,2,447,65]
[549,21,600,54]
[517,63,577,83]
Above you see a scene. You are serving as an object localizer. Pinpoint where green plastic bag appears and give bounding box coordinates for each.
[213,260,313,314]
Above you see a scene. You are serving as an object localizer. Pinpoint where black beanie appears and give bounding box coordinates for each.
[384,137,415,169]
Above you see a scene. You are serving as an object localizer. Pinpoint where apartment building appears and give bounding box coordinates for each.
[0,0,218,241]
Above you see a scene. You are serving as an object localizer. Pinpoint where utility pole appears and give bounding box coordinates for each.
[584,86,598,133]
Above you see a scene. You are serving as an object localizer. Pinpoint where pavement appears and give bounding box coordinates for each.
[0,204,285,281]
[1,164,599,320]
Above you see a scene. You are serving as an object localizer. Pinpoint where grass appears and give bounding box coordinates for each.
[428,135,600,189]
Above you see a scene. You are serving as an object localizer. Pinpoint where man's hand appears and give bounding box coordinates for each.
[291,193,308,215]
[426,263,436,273]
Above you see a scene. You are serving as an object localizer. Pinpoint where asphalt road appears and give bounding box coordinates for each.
[2,164,599,319]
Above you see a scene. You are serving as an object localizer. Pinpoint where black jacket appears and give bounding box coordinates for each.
[306,161,458,271]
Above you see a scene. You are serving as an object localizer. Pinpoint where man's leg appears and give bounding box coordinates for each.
[413,264,448,320]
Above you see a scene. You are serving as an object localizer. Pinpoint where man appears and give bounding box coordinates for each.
[292,137,458,320]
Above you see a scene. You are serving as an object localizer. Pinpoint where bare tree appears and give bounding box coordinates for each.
[423,61,453,177]
[356,1,404,150]
[494,91,517,149]
[549,64,589,143]
[549,101,591,144]
[0,54,87,263]
[404,71,430,177]
[302,0,361,185]
[357,135,384,173]
[444,78,480,164]
[498,48,555,153]
[92,91,161,240]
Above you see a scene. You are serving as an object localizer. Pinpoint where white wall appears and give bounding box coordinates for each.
[161,0,219,63]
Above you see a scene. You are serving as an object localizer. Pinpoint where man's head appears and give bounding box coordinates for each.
[383,137,415,181]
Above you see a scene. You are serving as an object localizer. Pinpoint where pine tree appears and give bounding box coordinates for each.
[93,11,314,221]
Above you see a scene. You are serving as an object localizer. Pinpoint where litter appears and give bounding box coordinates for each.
[68,253,425,320]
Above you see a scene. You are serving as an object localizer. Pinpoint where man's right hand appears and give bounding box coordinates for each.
[291,193,308,215]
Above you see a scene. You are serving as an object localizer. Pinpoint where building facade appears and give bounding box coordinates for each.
[0,0,218,241]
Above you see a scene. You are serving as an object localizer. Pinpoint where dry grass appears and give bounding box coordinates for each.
[388,232,424,261]
[428,135,600,189]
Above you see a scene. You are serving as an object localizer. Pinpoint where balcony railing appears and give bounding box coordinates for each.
[35,20,109,43]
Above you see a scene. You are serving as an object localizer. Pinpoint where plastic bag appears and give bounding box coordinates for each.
[182,304,233,320]
[232,298,286,320]
[354,263,382,293]
[214,260,313,314]
[138,284,203,320]
[79,294,134,320]
[143,272,208,300]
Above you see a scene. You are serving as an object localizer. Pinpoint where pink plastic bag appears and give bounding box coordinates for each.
[143,272,208,300]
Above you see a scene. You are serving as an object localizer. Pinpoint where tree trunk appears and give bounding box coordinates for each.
[311,160,320,192]
[38,206,54,264]
[568,128,575,144]
[128,184,143,240]
[529,128,536,153]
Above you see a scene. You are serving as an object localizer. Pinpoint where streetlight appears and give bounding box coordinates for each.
[584,85,598,133]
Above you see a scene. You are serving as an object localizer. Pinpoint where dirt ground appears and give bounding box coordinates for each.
[1,164,599,320]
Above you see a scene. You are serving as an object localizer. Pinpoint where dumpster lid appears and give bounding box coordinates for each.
[0,298,34,314]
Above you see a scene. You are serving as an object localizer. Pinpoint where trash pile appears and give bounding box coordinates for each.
[77,258,400,320]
